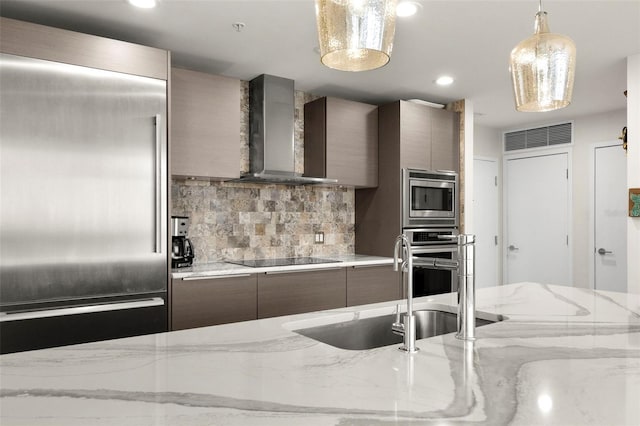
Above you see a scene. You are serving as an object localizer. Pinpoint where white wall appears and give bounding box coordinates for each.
[627,54,640,294]
[572,109,627,287]
[474,124,502,159]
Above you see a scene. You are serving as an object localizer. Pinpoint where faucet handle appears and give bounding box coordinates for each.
[391,304,405,336]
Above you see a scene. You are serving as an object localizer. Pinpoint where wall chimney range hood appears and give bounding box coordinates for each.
[237,74,337,185]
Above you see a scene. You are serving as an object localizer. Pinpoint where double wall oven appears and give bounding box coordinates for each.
[402,169,459,297]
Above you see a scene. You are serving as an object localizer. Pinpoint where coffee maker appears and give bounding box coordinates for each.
[171,216,194,268]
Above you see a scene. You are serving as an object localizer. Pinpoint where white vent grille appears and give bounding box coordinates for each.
[504,122,572,151]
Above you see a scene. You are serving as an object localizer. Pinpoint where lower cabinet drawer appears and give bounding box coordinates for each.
[257,268,347,319]
[346,265,401,306]
[171,264,397,327]
[171,274,257,331]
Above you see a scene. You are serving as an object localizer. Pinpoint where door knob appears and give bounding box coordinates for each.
[597,248,612,255]
[508,245,519,251]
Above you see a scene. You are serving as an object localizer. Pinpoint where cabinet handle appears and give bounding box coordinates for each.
[0,298,164,322]
[352,264,388,269]
[154,114,163,254]
[182,274,251,281]
[265,267,342,275]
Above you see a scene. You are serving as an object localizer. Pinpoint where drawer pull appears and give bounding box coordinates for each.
[182,274,251,281]
[265,267,342,275]
[352,264,389,269]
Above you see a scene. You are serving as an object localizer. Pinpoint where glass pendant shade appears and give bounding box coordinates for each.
[509,11,576,112]
[315,0,398,72]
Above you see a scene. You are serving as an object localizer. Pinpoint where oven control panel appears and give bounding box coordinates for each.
[403,228,458,246]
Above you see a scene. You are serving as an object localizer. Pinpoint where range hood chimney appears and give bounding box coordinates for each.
[238,74,337,185]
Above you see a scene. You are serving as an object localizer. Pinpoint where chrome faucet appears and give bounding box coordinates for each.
[431,233,477,341]
[455,234,476,341]
[393,233,477,347]
[391,234,419,353]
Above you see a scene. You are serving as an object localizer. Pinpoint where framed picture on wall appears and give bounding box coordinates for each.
[630,188,640,217]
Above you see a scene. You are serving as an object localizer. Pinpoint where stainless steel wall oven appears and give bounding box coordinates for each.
[403,229,458,297]
[401,169,459,296]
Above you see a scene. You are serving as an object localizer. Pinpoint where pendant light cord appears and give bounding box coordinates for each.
[538,0,543,13]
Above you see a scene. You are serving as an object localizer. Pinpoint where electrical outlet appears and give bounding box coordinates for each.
[314,232,324,244]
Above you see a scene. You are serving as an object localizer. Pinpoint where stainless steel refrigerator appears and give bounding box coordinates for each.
[0,53,168,353]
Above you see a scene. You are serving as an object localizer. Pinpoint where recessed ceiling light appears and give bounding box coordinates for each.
[396,1,419,17]
[435,75,454,86]
[128,0,156,9]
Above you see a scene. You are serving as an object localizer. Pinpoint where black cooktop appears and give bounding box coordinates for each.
[227,257,341,268]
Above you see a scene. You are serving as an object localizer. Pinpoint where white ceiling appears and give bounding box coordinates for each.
[1,0,639,129]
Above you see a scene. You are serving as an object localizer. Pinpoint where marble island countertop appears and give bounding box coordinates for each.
[1,283,640,425]
[171,254,394,279]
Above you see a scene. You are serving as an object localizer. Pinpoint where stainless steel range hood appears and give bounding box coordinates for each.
[238,74,337,185]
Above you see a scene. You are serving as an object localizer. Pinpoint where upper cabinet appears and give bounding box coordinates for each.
[304,97,378,188]
[430,108,458,172]
[356,101,459,256]
[382,100,459,173]
[170,68,240,179]
[0,17,168,80]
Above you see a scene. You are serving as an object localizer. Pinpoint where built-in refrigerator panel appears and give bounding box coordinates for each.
[0,53,168,351]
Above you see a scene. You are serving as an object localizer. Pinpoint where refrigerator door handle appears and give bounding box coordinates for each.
[154,114,163,254]
[0,297,165,322]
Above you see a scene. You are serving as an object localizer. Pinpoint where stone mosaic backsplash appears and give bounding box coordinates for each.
[172,180,355,263]
[172,83,354,264]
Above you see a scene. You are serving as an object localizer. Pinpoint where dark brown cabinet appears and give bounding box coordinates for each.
[304,97,378,187]
[172,264,400,328]
[391,100,458,172]
[171,274,257,330]
[170,68,240,179]
[0,17,168,80]
[398,101,432,170]
[257,268,347,319]
[356,101,459,256]
[430,108,458,172]
[346,265,401,306]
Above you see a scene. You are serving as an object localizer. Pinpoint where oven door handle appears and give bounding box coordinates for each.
[411,246,458,255]
[413,257,459,270]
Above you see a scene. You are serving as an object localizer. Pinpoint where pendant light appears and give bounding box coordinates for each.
[315,0,398,72]
[509,0,576,112]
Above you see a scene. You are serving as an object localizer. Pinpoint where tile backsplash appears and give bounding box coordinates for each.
[172,181,354,263]
[171,81,355,264]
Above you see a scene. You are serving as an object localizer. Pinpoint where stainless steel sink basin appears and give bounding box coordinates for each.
[293,309,501,350]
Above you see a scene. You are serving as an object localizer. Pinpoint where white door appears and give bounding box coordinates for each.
[505,152,571,285]
[594,144,627,292]
[474,158,499,288]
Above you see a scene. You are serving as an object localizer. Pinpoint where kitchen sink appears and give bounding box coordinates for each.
[293,309,501,350]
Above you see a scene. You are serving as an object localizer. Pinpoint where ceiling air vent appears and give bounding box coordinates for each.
[504,122,572,152]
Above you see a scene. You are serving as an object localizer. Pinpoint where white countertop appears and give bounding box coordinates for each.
[1,283,639,425]
[171,254,394,279]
